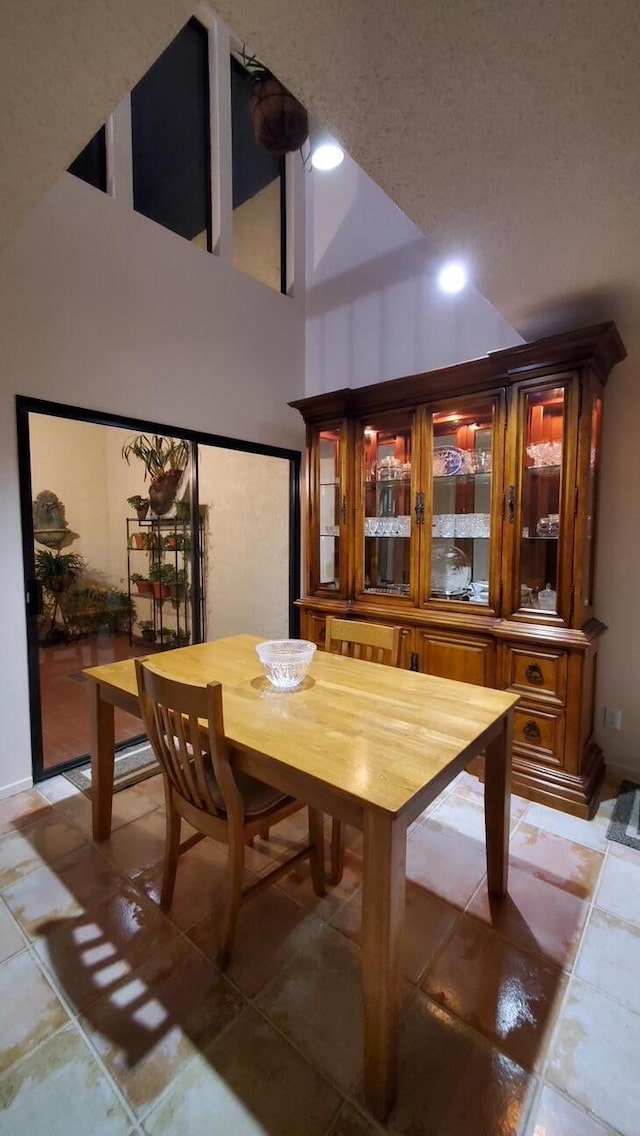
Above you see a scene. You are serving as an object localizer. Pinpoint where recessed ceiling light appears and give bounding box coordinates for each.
[438,262,467,294]
[311,143,345,171]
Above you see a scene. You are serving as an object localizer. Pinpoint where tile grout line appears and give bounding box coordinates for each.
[531,827,628,1131]
[0,1009,140,1133]
[62,1008,145,1130]
[1,855,180,1131]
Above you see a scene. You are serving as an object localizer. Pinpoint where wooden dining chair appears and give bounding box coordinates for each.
[324,618,402,884]
[135,658,325,969]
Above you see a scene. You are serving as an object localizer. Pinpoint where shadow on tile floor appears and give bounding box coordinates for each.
[1,776,624,1135]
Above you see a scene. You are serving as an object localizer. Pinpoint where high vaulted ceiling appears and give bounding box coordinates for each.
[2,0,639,358]
[209,0,640,354]
[0,0,194,251]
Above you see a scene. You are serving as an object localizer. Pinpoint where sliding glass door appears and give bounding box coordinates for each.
[17,399,300,780]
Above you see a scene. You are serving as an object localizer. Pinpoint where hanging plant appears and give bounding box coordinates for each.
[121,435,189,516]
[242,49,308,155]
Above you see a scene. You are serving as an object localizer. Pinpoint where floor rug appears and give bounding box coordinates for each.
[64,740,159,796]
[606,780,640,851]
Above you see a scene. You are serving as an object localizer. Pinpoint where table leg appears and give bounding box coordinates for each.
[361,809,406,1121]
[89,681,115,841]
[484,709,513,897]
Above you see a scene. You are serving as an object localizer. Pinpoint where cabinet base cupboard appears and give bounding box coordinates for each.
[291,323,626,818]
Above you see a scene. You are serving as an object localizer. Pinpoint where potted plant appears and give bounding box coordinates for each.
[171,568,189,604]
[175,629,191,647]
[241,50,308,154]
[130,572,153,597]
[35,549,86,640]
[175,499,190,522]
[121,434,189,516]
[157,627,176,646]
[127,495,150,522]
[138,619,156,643]
[148,562,176,600]
[35,549,85,595]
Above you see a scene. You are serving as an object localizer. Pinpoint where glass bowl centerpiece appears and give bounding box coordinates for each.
[256,639,316,690]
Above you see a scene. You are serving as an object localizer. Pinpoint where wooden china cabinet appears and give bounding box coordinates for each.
[290,323,626,818]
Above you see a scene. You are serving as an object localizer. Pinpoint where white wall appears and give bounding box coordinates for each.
[592,358,640,776]
[0,172,305,796]
[305,155,522,393]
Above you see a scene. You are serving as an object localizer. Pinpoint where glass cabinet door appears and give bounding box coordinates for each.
[517,385,566,615]
[357,413,415,600]
[310,424,346,595]
[581,393,602,611]
[428,397,498,606]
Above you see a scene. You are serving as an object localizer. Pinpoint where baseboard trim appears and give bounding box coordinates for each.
[0,776,34,801]
[605,760,640,783]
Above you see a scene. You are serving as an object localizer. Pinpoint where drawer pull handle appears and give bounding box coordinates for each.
[523,720,541,742]
[525,662,544,685]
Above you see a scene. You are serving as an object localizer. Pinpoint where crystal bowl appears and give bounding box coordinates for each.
[256,639,316,690]
[431,543,472,597]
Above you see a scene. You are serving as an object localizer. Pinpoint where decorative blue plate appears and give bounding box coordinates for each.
[433,446,466,476]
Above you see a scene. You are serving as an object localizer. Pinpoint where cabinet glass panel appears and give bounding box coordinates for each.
[318,429,342,590]
[362,418,413,597]
[583,395,601,608]
[430,401,494,603]
[519,386,565,613]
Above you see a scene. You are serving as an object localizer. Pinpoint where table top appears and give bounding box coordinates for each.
[84,635,518,818]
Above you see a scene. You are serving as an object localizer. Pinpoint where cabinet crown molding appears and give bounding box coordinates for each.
[290,322,625,420]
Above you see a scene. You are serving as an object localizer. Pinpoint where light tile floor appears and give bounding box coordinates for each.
[0,769,638,1135]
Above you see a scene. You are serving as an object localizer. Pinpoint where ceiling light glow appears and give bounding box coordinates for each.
[311,143,344,171]
[438,262,468,294]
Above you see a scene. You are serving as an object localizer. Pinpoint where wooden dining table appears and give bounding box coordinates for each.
[84,634,518,1120]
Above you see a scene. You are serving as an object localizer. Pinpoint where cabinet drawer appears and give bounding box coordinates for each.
[417,630,495,687]
[513,706,565,767]
[504,645,568,706]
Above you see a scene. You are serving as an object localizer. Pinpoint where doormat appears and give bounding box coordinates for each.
[64,741,159,796]
[606,780,640,851]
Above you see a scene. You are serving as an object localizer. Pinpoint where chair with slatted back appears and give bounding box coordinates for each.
[324,618,402,884]
[135,658,325,969]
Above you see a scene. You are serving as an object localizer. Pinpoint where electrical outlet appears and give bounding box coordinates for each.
[604,707,622,730]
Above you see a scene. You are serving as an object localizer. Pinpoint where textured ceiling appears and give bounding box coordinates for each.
[2,0,639,357]
[0,0,194,250]
[208,0,640,353]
